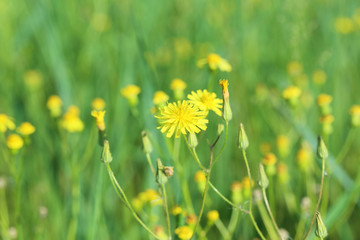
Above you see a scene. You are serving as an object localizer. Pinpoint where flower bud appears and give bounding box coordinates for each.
[141,131,153,154]
[238,123,249,150]
[317,136,328,159]
[156,159,173,185]
[219,79,232,122]
[101,140,113,163]
[217,124,224,136]
[315,211,328,239]
[258,163,269,189]
[188,132,198,149]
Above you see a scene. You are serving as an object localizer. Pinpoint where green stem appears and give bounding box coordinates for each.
[67,175,80,240]
[145,153,156,176]
[210,123,229,171]
[257,200,278,240]
[336,129,355,164]
[261,188,282,239]
[226,209,240,240]
[303,158,326,240]
[0,186,10,240]
[161,184,171,240]
[183,136,206,170]
[215,219,230,239]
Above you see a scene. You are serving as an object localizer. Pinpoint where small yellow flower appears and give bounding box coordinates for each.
[242,177,254,189]
[156,101,208,138]
[287,61,303,76]
[277,135,290,158]
[197,53,232,72]
[91,110,106,131]
[62,106,84,133]
[175,226,193,240]
[186,214,197,225]
[154,225,167,240]
[153,91,169,106]
[17,122,36,136]
[187,89,223,116]
[144,189,162,206]
[317,94,332,106]
[262,153,277,165]
[319,114,334,124]
[282,86,302,100]
[349,105,360,116]
[207,210,219,222]
[334,17,354,34]
[312,70,327,85]
[0,114,16,132]
[7,134,24,150]
[120,84,141,106]
[297,143,313,172]
[277,162,289,184]
[219,79,232,122]
[231,181,242,192]
[23,70,43,88]
[47,95,63,117]
[91,98,106,110]
[194,170,206,182]
[170,79,187,91]
[171,206,183,216]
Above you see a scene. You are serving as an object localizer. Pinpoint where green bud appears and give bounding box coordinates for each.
[223,99,232,122]
[315,211,328,239]
[156,159,174,185]
[188,132,198,149]
[317,136,328,159]
[238,123,249,150]
[141,131,153,154]
[101,140,113,163]
[258,163,269,189]
[217,124,224,136]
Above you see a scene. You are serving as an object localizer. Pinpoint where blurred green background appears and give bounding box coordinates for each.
[1,0,360,239]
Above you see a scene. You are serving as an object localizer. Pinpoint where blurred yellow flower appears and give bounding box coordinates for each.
[7,134,24,150]
[317,94,332,106]
[187,89,223,116]
[319,114,334,124]
[282,86,302,100]
[287,61,303,76]
[0,114,16,132]
[194,170,206,182]
[296,143,313,172]
[262,153,277,165]
[231,181,242,192]
[23,70,43,88]
[349,105,360,116]
[277,162,289,184]
[242,177,254,189]
[175,226,193,240]
[170,78,187,91]
[186,214,197,225]
[171,205,183,216]
[155,100,208,138]
[197,53,232,72]
[334,17,354,34]
[91,98,106,110]
[144,189,162,206]
[47,95,63,117]
[207,210,219,222]
[62,106,84,132]
[277,135,290,158]
[312,70,327,85]
[120,84,141,106]
[153,91,169,106]
[91,110,106,131]
[17,122,35,136]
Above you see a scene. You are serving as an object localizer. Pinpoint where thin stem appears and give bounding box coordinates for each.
[183,135,206,170]
[242,149,267,240]
[210,122,229,171]
[262,188,282,239]
[303,158,326,240]
[226,209,240,240]
[336,129,355,164]
[145,153,156,176]
[215,219,230,239]
[161,184,171,240]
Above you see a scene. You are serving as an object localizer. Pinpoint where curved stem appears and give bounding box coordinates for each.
[183,135,206,170]
[161,184,171,240]
[261,188,282,239]
[336,129,355,164]
[210,123,229,171]
[303,158,326,240]
[145,153,156,177]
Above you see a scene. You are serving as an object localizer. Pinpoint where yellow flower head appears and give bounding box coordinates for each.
[312,70,327,85]
[219,79,229,96]
[282,86,302,99]
[156,101,208,138]
[334,17,354,34]
[171,205,183,216]
[175,226,193,240]
[91,110,106,131]
[187,89,223,116]
[62,106,84,133]
[186,214,197,225]
[262,153,277,165]
[145,189,162,206]
[296,143,313,171]
[219,79,232,122]
[277,162,289,184]
[242,177,254,189]
[276,135,289,148]
[23,70,43,88]
[349,105,360,116]
[120,84,141,106]
[153,91,169,106]
[194,170,206,183]
[319,114,334,124]
[47,95,63,117]
[7,134,24,150]
[287,61,303,76]
[207,210,219,222]
[231,181,242,192]
[91,98,106,110]
[17,122,36,136]
[170,79,187,91]
[0,114,16,132]
[317,94,332,106]
[197,53,232,72]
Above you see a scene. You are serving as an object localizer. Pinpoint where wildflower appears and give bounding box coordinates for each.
[242,177,254,199]
[219,79,232,122]
[349,105,360,127]
[62,106,84,132]
[47,95,63,117]
[287,61,303,77]
[91,110,106,131]
[197,53,232,72]
[238,123,249,150]
[155,101,208,138]
[153,91,169,107]
[23,70,43,89]
[231,181,243,204]
[187,89,223,116]
[319,114,334,135]
[144,189,162,206]
[175,226,193,240]
[276,135,290,158]
[0,114,16,132]
[154,225,167,240]
[17,122,36,136]
[262,153,277,176]
[91,98,106,110]
[277,162,289,184]
[296,143,314,172]
[317,136,328,159]
[171,205,183,216]
[141,131,153,154]
[170,79,187,100]
[317,94,333,115]
[186,214,197,225]
[282,86,302,107]
[207,210,219,222]
[258,163,269,189]
[7,134,24,151]
[334,17,354,34]
[315,211,328,239]
[194,170,206,192]
[120,84,141,106]
[312,70,327,85]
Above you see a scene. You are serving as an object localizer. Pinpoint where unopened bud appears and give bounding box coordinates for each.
[101,140,113,163]
[258,163,269,189]
[217,124,224,136]
[315,211,328,239]
[156,159,173,185]
[238,123,249,150]
[142,131,153,154]
[219,79,232,122]
[164,166,174,177]
[188,132,198,149]
[317,136,328,159]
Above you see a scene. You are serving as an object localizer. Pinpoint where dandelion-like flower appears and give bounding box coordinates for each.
[47,95,63,117]
[17,122,36,136]
[282,86,302,100]
[197,53,232,72]
[207,210,219,222]
[62,106,84,133]
[156,101,208,138]
[120,84,141,106]
[91,110,106,131]
[153,91,169,106]
[91,98,106,110]
[187,89,222,116]
[175,226,193,240]
[7,134,24,151]
[0,114,16,132]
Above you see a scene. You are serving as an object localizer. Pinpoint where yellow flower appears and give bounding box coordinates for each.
[231,181,243,204]
[242,177,254,189]
[0,114,16,132]
[187,90,223,116]
[91,98,106,110]
[312,70,327,85]
[91,110,106,131]
[350,105,360,116]
[23,70,43,88]
[144,189,162,206]
[47,95,63,117]
[297,143,313,172]
[219,79,232,122]
[171,206,183,216]
[319,114,334,124]
[170,79,187,91]
[277,135,290,158]
[287,61,303,76]
[120,84,141,106]
[197,53,232,72]
[7,134,24,150]
[207,210,219,222]
[282,86,302,100]
[194,170,206,182]
[186,214,197,225]
[156,101,208,138]
[62,106,84,133]
[17,122,36,136]
[334,17,354,34]
[262,153,277,165]
[231,181,242,192]
[153,91,169,106]
[277,162,289,184]
[317,94,332,106]
[175,226,193,240]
